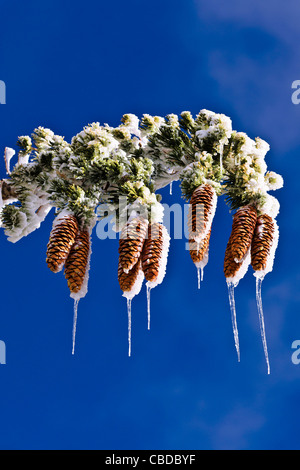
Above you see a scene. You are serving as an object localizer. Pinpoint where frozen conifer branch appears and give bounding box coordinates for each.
[0,110,283,368]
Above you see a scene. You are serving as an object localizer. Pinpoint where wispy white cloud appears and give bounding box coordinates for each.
[194,0,300,43]
[212,405,265,449]
[193,0,300,153]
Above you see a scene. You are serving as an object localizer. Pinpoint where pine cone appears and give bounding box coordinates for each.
[189,229,211,264]
[251,214,275,272]
[141,223,166,283]
[118,217,149,273]
[46,214,79,273]
[64,230,90,294]
[230,205,257,262]
[187,183,217,242]
[118,258,143,293]
[224,235,240,279]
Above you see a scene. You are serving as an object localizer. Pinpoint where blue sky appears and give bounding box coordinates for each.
[0,0,300,450]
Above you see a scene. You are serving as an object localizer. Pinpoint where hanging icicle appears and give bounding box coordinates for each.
[224,238,251,361]
[251,214,279,374]
[227,281,240,362]
[64,229,92,353]
[117,215,149,352]
[141,222,170,329]
[255,277,270,374]
[72,299,79,356]
[118,259,144,356]
[146,284,151,330]
[223,206,255,361]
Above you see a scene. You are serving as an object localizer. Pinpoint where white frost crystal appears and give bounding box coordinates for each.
[4,148,15,174]
[5,210,28,243]
[226,248,252,288]
[122,266,144,301]
[122,113,141,137]
[265,171,284,191]
[259,194,280,219]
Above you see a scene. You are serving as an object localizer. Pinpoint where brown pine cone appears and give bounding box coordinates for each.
[64,230,90,294]
[230,205,257,262]
[251,214,275,272]
[141,223,165,283]
[189,229,211,264]
[224,235,240,279]
[118,217,149,273]
[118,258,143,293]
[187,183,216,241]
[46,214,79,273]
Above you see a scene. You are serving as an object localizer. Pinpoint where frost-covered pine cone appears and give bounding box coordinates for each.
[118,217,149,273]
[46,214,79,273]
[141,223,166,283]
[224,230,252,286]
[251,214,277,272]
[224,235,240,279]
[187,183,217,243]
[64,230,90,294]
[230,205,257,262]
[141,223,163,282]
[189,229,211,264]
[118,258,143,294]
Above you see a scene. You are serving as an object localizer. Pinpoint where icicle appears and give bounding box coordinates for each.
[127,298,132,357]
[169,181,173,195]
[227,282,240,362]
[196,240,201,289]
[256,276,270,375]
[146,284,152,330]
[195,264,205,290]
[195,265,205,289]
[197,266,201,289]
[72,299,79,355]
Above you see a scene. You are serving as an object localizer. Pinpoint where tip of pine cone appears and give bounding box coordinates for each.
[46,259,60,273]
